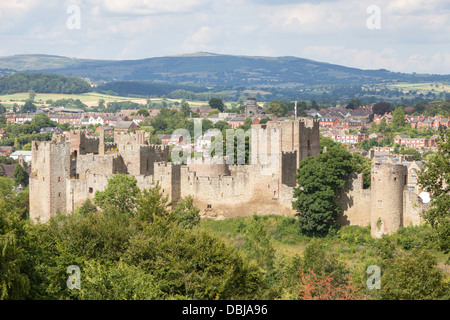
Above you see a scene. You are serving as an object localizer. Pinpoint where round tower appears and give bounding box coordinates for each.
[370,162,407,238]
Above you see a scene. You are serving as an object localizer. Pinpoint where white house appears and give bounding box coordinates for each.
[10,150,32,164]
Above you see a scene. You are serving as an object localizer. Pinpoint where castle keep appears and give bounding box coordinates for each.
[29,119,428,237]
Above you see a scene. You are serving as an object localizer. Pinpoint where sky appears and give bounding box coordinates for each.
[1,0,450,74]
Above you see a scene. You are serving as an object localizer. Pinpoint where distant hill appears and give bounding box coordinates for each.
[1,52,450,87]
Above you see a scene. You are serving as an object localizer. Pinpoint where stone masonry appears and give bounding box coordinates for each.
[29,119,427,237]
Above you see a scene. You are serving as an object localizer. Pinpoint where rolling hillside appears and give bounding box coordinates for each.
[1,52,449,87]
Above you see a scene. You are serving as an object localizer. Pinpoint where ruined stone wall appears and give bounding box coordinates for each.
[336,173,372,227]
[114,131,150,146]
[118,143,169,176]
[70,130,99,155]
[139,145,170,176]
[298,119,320,162]
[179,163,293,218]
[281,151,297,188]
[75,154,124,178]
[180,165,251,205]
[66,173,110,213]
[403,190,429,227]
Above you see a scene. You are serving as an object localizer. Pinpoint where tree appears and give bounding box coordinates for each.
[173,196,200,229]
[13,164,28,187]
[136,108,149,117]
[135,183,170,223]
[370,102,391,122]
[208,98,224,113]
[180,102,191,118]
[418,129,450,256]
[28,90,36,102]
[21,100,36,114]
[97,99,105,109]
[30,113,56,128]
[94,174,141,215]
[0,177,30,299]
[236,215,276,272]
[380,249,449,300]
[298,269,367,300]
[293,143,354,237]
[392,106,406,130]
[265,101,286,117]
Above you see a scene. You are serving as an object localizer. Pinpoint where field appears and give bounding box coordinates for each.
[0,92,212,109]
[387,82,450,95]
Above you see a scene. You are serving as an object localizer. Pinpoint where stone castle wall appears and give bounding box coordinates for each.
[403,190,430,227]
[336,173,372,227]
[30,121,426,238]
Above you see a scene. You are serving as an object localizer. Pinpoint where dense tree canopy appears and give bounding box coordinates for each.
[293,140,355,237]
[418,129,450,256]
[208,98,224,112]
[0,73,91,95]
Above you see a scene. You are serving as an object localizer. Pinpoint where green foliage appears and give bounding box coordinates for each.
[135,183,170,223]
[301,238,350,285]
[380,249,449,300]
[350,152,372,189]
[94,174,141,216]
[13,164,28,187]
[390,225,439,251]
[75,199,97,216]
[0,232,30,299]
[264,100,308,117]
[293,142,355,237]
[418,129,450,255]
[135,108,149,117]
[392,106,406,130]
[21,100,36,113]
[180,102,191,117]
[0,178,30,300]
[338,225,373,245]
[235,215,276,272]
[208,98,224,112]
[173,196,200,229]
[72,260,163,300]
[0,72,91,95]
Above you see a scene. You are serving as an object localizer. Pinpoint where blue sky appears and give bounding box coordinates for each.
[1,0,450,74]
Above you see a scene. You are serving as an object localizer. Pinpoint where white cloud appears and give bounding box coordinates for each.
[99,0,211,15]
[0,0,449,74]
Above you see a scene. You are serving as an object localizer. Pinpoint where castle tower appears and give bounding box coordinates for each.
[370,162,407,238]
[245,97,259,118]
[251,119,320,179]
[29,135,71,223]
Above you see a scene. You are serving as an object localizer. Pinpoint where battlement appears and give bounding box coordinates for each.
[114,130,150,146]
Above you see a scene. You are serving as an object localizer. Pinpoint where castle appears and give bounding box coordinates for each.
[29,119,429,237]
